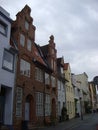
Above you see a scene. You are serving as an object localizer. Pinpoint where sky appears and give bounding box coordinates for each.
[1,0,98,81]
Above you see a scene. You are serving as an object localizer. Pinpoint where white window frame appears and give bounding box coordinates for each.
[20,59,30,77]
[2,49,14,72]
[36,92,43,116]
[0,20,7,36]
[35,67,43,82]
[45,94,51,116]
[16,87,23,117]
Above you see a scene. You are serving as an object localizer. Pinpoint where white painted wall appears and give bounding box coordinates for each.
[0,6,16,125]
[58,81,65,116]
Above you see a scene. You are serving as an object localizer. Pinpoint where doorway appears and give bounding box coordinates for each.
[25,94,35,121]
[0,87,5,123]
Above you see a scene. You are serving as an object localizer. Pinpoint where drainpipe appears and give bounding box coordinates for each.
[43,72,46,125]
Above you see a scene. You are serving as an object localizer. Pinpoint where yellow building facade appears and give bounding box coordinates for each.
[64,63,75,119]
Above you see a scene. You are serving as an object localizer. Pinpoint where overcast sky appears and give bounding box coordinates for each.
[1,0,98,81]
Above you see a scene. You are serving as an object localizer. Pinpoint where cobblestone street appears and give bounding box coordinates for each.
[39,113,98,130]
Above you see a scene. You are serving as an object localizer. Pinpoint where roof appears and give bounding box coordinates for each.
[33,43,46,66]
[57,57,64,67]
[33,43,52,73]
[57,58,62,65]
[64,63,69,70]
[40,45,49,57]
[0,6,12,23]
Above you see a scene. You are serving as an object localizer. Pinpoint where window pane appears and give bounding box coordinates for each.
[51,76,55,87]
[3,50,14,71]
[0,20,7,35]
[36,92,43,116]
[20,59,30,77]
[45,94,51,116]
[45,73,50,85]
[20,34,25,47]
[35,67,43,82]
[16,87,23,117]
[25,21,29,30]
[27,39,31,51]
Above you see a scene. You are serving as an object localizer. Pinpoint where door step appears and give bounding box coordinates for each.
[0,125,10,130]
[28,121,37,130]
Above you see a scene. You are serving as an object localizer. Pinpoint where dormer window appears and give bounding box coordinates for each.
[25,20,29,30]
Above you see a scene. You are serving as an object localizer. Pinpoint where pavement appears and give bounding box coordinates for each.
[38,113,98,130]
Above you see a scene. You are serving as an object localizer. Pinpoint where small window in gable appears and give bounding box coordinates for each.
[27,39,32,51]
[20,34,25,47]
[25,20,29,30]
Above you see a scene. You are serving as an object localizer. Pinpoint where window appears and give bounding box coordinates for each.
[20,59,30,77]
[58,101,61,116]
[63,83,65,92]
[20,34,25,47]
[45,73,50,85]
[58,80,61,90]
[51,48,54,54]
[51,59,56,71]
[67,101,69,114]
[51,76,56,87]
[54,61,56,71]
[36,92,43,116]
[3,49,14,72]
[35,67,43,82]
[51,59,54,69]
[61,67,63,74]
[27,39,32,51]
[0,20,7,36]
[25,20,29,30]
[45,94,51,116]
[16,87,23,117]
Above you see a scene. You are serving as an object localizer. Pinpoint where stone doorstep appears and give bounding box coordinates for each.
[27,122,39,130]
[27,122,45,130]
[1,125,10,130]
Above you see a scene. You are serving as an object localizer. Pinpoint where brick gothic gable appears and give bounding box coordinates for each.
[11,5,58,130]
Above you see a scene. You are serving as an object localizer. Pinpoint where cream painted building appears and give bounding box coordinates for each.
[89,82,97,111]
[64,63,75,119]
[75,72,90,114]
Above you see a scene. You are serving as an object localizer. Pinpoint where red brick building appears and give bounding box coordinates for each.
[11,5,58,130]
